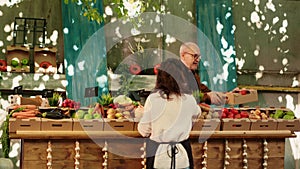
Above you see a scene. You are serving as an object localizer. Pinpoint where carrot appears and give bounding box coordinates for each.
[15,115,36,119]
[19,105,37,110]
[11,105,20,110]
[12,112,37,118]
[22,109,39,112]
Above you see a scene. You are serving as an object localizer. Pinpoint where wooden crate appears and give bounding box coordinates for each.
[277,119,300,132]
[9,117,41,132]
[41,118,73,131]
[192,119,221,131]
[250,119,278,130]
[6,45,30,72]
[103,119,135,131]
[73,119,104,131]
[226,89,258,105]
[221,118,251,130]
[34,46,57,74]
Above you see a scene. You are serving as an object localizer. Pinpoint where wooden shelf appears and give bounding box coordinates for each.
[10,130,296,139]
[238,85,300,93]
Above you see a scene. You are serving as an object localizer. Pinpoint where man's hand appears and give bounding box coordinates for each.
[207,92,228,105]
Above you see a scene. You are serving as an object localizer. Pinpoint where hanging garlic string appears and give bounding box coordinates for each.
[140,141,146,169]
[46,141,52,169]
[242,139,248,169]
[74,141,80,169]
[102,141,108,169]
[223,139,231,169]
[263,139,269,169]
[201,141,208,169]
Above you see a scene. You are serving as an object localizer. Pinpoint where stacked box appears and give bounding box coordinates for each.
[277,118,300,132]
[103,119,135,131]
[222,118,251,130]
[250,119,278,130]
[9,117,41,132]
[73,119,104,131]
[41,118,73,131]
[6,45,30,73]
[192,119,221,131]
[226,90,258,105]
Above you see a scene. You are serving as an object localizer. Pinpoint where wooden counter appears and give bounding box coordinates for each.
[11,130,295,169]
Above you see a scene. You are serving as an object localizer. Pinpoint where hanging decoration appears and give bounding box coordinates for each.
[202,141,208,169]
[74,141,80,169]
[263,139,269,169]
[102,141,108,169]
[242,139,248,169]
[46,141,52,169]
[140,141,146,169]
[224,139,230,169]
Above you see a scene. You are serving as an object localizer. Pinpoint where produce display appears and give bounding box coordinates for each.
[198,104,296,120]
[4,92,299,133]
[74,95,143,120]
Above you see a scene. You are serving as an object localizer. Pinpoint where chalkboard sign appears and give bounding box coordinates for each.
[84,87,98,98]
[13,85,23,94]
[42,89,54,98]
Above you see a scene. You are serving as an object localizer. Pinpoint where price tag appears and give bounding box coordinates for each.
[84,87,98,98]
[13,86,23,95]
[42,89,54,98]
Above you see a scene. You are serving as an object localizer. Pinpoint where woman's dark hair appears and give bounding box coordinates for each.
[154,58,191,99]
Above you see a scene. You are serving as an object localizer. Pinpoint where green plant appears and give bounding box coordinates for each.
[1,108,24,158]
[98,93,114,107]
[64,0,163,24]
[48,92,62,106]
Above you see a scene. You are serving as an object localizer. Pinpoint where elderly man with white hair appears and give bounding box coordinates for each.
[179,42,227,105]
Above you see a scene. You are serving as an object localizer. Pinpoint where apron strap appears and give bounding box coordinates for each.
[145,138,194,169]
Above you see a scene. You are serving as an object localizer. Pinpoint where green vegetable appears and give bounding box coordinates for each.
[98,93,114,107]
[283,115,295,120]
[274,110,284,119]
[21,58,28,65]
[48,92,62,106]
[285,111,294,116]
[11,59,19,67]
[84,114,93,120]
[42,109,65,119]
[1,109,18,158]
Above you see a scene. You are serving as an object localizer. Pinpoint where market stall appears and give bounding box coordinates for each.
[9,129,296,169]
[6,96,299,169]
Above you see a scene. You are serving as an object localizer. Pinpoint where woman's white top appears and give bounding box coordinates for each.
[138,91,201,141]
[138,91,201,168]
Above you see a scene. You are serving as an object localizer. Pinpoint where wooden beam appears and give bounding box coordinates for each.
[238,85,300,93]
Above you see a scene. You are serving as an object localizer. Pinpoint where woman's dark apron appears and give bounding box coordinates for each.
[145,138,194,169]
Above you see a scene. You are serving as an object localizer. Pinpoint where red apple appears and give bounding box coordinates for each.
[221,112,227,118]
[240,111,249,118]
[227,113,234,119]
[234,114,241,119]
[239,89,248,95]
[222,108,229,115]
[230,108,239,115]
